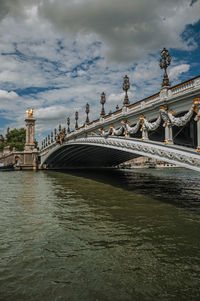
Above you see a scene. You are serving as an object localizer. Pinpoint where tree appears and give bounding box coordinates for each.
[0,128,26,151]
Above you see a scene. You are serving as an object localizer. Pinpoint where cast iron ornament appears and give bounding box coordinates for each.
[160,47,171,88]
[85,103,90,124]
[100,92,106,117]
[123,75,130,106]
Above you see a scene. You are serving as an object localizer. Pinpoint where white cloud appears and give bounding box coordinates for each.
[0,89,18,99]
[0,0,198,138]
[39,0,200,62]
[0,0,199,63]
[35,105,67,121]
[169,64,190,80]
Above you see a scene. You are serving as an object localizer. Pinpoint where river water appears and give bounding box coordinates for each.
[0,168,200,300]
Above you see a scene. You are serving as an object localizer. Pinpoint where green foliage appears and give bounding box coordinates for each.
[6,128,26,143]
[0,128,26,151]
[0,142,6,152]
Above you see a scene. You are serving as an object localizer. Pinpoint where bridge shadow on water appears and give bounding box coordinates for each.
[57,167,200,213]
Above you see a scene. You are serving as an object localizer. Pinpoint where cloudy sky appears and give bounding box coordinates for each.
[0,0,199,141]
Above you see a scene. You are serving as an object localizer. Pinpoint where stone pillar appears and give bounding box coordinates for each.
[141,125,148,140]
[196,114,200,152]
[164,121,173,145]
[25,115,36,151]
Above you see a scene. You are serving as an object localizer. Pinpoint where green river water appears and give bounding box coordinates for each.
[0,168,200,301]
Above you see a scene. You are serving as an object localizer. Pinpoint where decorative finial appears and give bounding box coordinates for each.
[116,105,119,110]
[160,47,171,88]
[67,117,70,133]
[26,108,34,118]
[75,112,79,129]
[85,103,90,124]
[123,75,130,106]
[100,92,106,117]
[59,124,62,133]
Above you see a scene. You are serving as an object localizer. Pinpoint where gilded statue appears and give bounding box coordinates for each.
[56,128,66,145]
[26,108,34,118]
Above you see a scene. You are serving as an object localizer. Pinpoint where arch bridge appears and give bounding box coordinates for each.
[40,74,200,172]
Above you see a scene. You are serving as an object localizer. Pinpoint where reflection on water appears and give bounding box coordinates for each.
[61,168,200,211]
[0,168,200,300]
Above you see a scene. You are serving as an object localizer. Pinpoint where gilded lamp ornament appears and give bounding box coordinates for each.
[123,75,130,106]
[160,47,171,88]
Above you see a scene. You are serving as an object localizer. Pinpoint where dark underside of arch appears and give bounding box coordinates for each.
[43,144,138,169]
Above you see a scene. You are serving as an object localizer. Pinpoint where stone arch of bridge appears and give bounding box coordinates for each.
[40,137,200,172]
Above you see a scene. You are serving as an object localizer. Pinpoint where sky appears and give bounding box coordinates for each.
[0,0,199,142]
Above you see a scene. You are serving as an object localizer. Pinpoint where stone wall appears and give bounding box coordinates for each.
[0,151,38,170]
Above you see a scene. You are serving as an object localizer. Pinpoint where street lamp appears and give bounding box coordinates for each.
[123,75,130,106]
[100,92,106,117]
[75,111,79,129]
[85,103,90,124]
[67,117,70,133]
[160,47,171,88]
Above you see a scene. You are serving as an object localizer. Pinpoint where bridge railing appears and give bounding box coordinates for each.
[171,79,195,95]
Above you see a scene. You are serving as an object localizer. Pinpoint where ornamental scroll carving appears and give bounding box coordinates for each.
[142,115,162,131]
[110,125,124,136]
[98,127,112,138]
[121,120,140,135]
[159,100,199,127]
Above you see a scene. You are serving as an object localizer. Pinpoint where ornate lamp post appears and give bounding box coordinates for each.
[123,75,130,106]
[75,111,79,129]
[85,103,90,124]
[45,137,48,147]
[48,134,50,145]
[160,47,171,88]
[100,92,106,117]
[67,117,70,133]
[51,131,53,143]
[54,128,57,141]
